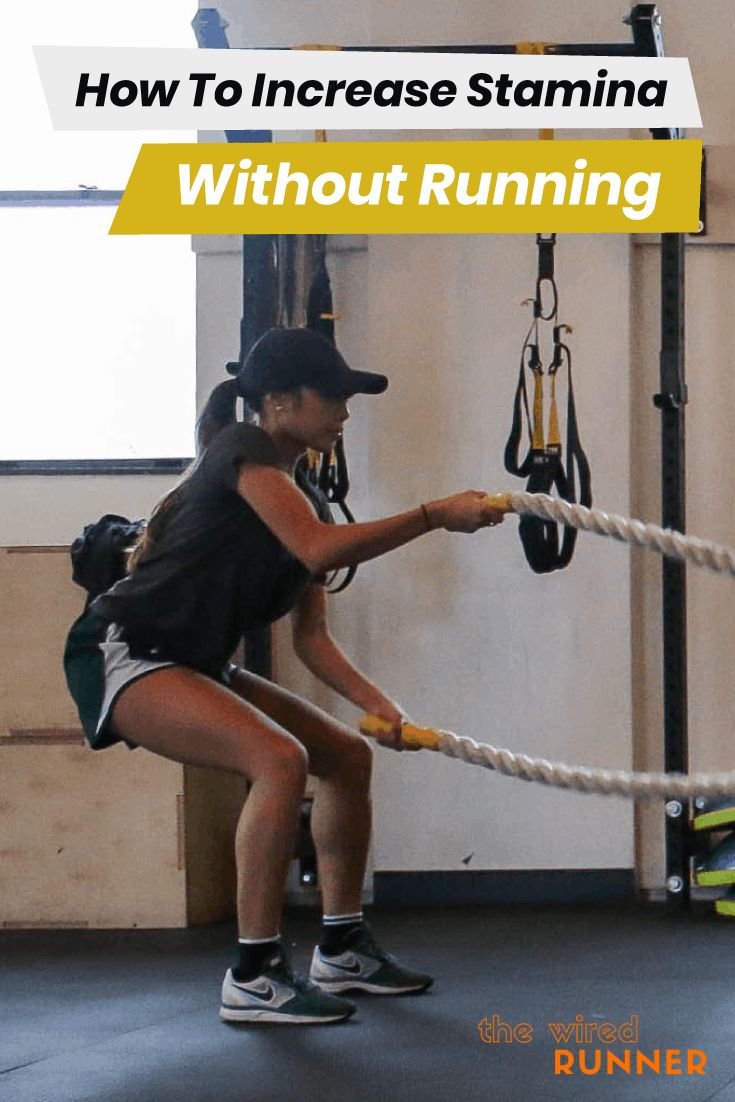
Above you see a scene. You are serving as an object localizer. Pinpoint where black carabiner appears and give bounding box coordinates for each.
[549,323,572,376]
[525,340,542,376]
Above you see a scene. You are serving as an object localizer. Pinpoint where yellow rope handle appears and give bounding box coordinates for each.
[359,715,442,750]
[483,492,515,513]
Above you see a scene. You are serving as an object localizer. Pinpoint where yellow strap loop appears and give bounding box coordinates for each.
[531,369,545,450]
[547,372,561,448]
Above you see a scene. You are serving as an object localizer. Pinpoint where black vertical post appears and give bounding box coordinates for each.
[239,233,279,678]
[655,235,689,911]
[631,2,691,912]
[240,234,279,354]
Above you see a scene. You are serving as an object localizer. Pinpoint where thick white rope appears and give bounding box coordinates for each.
[426,728,735,801]
[360,717,735,801]
[361,491,735,801]
[502,491,735,578]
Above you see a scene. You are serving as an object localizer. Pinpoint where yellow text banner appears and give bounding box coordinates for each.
[110,138,701,235]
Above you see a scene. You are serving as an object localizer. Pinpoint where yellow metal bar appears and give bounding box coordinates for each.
[515,41,555,54]
[293,41,340,143]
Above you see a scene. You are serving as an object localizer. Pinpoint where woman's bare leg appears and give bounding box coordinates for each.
[227,668,372,916]
[109,667,308,938]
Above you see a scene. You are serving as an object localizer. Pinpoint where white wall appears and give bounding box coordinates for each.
[348,232,633,872]
[0,476,175,548]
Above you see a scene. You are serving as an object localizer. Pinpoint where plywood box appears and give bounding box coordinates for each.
[0,547,247,929]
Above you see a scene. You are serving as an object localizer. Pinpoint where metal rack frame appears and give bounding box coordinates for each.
[193,4,691,910]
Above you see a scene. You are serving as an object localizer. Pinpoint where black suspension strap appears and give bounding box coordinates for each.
[503,234,592,573]
[296,231,357,593]
[306,232,336,342]
[313,437,358,594]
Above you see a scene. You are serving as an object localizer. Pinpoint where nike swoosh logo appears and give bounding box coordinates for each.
[325,959,363,975]
[238,980,277,1003]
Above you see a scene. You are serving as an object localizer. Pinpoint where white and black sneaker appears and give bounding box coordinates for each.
[220,952,356,1025]
[310,925,434,996]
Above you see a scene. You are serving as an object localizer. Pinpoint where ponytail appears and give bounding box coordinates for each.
[128,483,187,570]
[130,377,242,570]
[195,377,239,453]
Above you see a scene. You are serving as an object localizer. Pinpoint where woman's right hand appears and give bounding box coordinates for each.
[425,491,507,533]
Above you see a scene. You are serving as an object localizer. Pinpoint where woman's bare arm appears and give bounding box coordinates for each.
[291,584,410,749]
[291,584,400,714]
[237,465,504,576]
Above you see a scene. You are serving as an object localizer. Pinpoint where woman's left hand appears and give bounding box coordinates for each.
[364,698,420,753]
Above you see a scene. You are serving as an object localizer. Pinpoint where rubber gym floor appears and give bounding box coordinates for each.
[2,901,735,1102]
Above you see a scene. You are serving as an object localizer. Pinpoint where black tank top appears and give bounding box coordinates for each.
[92,423,333,677]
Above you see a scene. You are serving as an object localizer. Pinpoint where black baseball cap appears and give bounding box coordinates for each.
[229,327,388,401]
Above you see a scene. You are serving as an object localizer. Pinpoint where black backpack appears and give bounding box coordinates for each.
[70,514,144,605]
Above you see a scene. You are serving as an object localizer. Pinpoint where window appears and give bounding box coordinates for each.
[0,2,198,472]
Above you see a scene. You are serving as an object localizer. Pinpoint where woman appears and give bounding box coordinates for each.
[64,326,505,1026]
